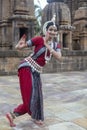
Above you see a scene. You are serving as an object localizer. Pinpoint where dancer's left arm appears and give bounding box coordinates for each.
[44,41,62,62]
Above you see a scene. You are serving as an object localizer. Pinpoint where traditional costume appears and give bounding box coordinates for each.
[6,15,61,127]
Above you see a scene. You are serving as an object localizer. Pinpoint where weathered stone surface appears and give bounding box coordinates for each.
[0,71,87,129]
[73,118,87,129]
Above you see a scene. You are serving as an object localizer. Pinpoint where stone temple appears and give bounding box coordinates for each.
[42,0,87,51]
[0,0,87,75]
[0,0,36,75]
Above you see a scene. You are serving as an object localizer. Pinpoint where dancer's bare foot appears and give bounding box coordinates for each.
[34,120,44,125]
[6,112,16,127]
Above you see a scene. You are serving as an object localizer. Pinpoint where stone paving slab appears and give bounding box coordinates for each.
[49,122,86,130]
[73,118,87,129]
[0,71,87,130]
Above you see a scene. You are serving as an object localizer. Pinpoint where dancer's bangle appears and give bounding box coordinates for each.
[50,49,54,54]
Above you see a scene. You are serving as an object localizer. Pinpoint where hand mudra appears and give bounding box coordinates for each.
[15,34,27,49]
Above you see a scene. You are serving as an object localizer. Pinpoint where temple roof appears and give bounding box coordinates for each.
[42,2,71,26]
[47,0,64,3]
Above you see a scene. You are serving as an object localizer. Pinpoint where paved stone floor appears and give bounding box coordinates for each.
[0,71,87,130]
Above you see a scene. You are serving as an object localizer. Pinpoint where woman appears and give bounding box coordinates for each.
[6,17,62,127]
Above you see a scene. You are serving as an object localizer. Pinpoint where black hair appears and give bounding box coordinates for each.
[46,21,58,31]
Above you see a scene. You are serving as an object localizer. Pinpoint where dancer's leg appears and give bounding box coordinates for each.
[6,67,32,127]
[14,67,32,115]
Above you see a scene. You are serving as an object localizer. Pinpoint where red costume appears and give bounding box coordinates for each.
[13,36,61,121]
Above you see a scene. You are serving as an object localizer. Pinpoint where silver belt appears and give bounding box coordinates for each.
[25,57,42,73]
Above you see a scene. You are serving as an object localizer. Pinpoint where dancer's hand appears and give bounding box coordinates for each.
[15,34,27,49]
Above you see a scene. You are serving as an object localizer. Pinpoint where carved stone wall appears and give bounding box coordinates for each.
[0,0,36,75]
[43,51,87,73]
[0,0,36,50]
[0,50,87,75]
[64,0,87,22]
[72,7,87,50]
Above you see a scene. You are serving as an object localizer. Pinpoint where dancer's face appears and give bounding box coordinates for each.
[46,25,58,39]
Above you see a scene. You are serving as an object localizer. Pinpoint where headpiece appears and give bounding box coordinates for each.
[43,14,57,35]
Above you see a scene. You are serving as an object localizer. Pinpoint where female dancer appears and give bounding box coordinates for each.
[6,17,62,127]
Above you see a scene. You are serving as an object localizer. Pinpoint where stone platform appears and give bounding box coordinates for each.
[0,71,87,130]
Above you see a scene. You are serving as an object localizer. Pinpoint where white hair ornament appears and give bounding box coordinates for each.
[43,14,56,35]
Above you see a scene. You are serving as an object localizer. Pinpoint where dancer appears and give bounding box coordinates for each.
[6,15,62,127]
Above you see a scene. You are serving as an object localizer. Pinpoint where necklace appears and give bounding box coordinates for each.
[45,41,54,63]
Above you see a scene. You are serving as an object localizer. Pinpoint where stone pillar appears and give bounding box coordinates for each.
[68,31,72,50]
[80,28,87,50]
[59,31,63,49]
[73,6,87,50]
